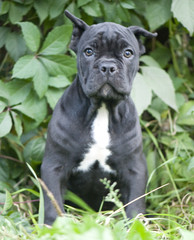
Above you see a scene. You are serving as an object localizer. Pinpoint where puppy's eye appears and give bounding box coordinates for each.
[124,49,133,58]
[84,48,93,56]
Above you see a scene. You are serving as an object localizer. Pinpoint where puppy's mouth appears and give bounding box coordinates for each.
[100,84,112,97]
[84,74,130,101]
[97,83,125,100]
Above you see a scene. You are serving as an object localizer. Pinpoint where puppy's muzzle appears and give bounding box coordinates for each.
[86,59,127,100]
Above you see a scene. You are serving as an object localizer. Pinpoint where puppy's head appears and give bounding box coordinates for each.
[65,11,157,101]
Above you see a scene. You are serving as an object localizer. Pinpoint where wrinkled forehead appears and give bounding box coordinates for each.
[79,22,139,51]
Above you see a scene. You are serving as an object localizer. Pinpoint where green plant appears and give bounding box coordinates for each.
[0,0,193,239]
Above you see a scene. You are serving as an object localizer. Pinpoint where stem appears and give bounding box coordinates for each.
[169,20,181,77]
[0,52,8,73]
[0,154,23,163]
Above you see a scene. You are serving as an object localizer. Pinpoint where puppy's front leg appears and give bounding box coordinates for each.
[120,153,147,219]
[41,161,67,225]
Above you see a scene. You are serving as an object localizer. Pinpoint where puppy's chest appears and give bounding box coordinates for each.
[77,104,114,173]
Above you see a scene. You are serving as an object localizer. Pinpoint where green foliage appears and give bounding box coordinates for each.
[144,0,172,31]
[180,229,194,240]
[171,0,194,36]
[0,0,193,238]
[37,216,156,240]
[3,190,13,212]
[128,220,154,240]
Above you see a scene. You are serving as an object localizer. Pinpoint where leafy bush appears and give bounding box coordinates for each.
[0,0,194,239]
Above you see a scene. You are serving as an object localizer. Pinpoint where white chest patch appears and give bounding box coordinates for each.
[77,104,113,172]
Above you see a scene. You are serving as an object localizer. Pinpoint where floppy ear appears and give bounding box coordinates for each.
[129,26,157,55]
[65,10,89,53]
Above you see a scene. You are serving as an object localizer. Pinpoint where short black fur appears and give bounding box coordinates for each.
[41,10,157,225]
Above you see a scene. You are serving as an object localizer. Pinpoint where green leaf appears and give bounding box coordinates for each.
[0,100,7,113]
[140,56,161,68]
[23,137,45,163]
[9,2,31,23]
[176,93,185,109]
[177,101,194,126]
[147,107,161,122]
[145,0,172,31]
[0,81,9,101]
[172,77,185,91]
[0,1,10,15]
[120,1,135,9]
[13,91,47,123]
[39,55,77,76]
[151,46,171,68]
[5,32,26,61]
[48,75,71,88]
[131,73,152,116]
[150,97,168,114]
[13,55,48,98]
[65,191,95,213]
[101,2,122,23]
[188,157,194,171]
[77,0,92,7]
[6,80,31,106]
[34,0,49,23]
[171,0,194,35]
[66,2,81,19]
[160,132,194,151]
[46,87,64,109]
[3,190,13,212]
[26,163,44,225]
[12,55,37,79]
[12,112,23,137]
[40,25,72,55]
[82,0,102,17]
[116,4,129,23]
[128,220,154,240]
[0,27,11,48]
[13,188,40,198]
[0,160,10,183]
[180,229,194,240]
[49,0,67,19]
[32,60,49,98]
[141,66,177,111]
[0,112,12,137]
[18,22,41,52]
[21,116,40,132]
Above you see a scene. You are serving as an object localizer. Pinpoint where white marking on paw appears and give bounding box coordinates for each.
[77,104,113,172]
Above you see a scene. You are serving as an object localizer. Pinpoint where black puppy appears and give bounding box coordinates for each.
[41,10,157,225]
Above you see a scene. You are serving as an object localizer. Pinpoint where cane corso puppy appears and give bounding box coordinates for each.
[41,10,157,225]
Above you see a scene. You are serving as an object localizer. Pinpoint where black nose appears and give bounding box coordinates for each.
[99,62,117,75]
